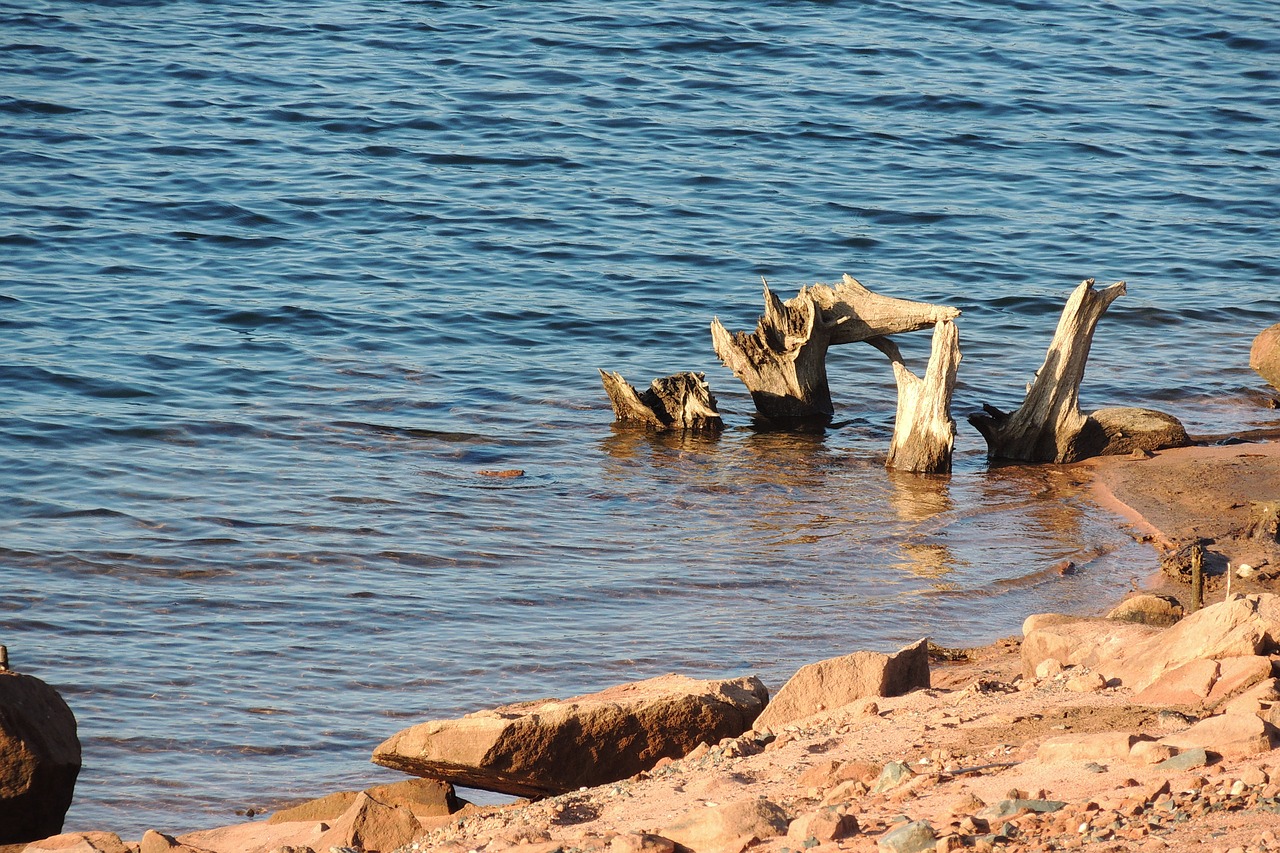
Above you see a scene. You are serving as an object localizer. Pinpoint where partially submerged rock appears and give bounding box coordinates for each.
[753,638,930,731]
[0,670,81,844]
[1251,323,1280,389]
[1087,406,1191,456]
[372,674,768,798]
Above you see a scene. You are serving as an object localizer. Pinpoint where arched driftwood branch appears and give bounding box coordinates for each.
[710,275,960,422]
[868,319,961,474]
[969,279,1125,463]
[600,370,723,432]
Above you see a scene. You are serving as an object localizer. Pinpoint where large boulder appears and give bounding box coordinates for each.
[1100,594,1279,691]
[372,674,768,798]
[1251,323,1280,389]
[1021,615,1160,679]
[752,638,930,731]
[1087,407,1191,456]
[1,670,81,844]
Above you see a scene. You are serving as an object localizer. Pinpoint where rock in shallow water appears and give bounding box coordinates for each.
[371,673,768,798]
[0,670,81,844]
[1251,323,1280,389]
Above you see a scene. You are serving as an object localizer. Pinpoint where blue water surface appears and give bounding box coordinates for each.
[1,0,1278,836]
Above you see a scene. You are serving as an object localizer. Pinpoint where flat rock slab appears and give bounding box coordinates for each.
[372,674,768,798]
[753,638,930,731]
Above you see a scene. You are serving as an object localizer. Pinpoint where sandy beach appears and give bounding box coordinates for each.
[13,439,1280,853]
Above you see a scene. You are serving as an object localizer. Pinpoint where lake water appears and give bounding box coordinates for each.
[2,0,1278,837]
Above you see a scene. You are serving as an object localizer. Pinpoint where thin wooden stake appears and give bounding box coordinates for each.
[1191,543,1204,611]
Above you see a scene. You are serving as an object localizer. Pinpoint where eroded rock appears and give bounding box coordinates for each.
[1088,407,1191,456]
[314,792,421,853]
[1251,323,1280,389]
[659,798,789,853]
[1106,594,1185,628]
[753,638,930,731]
[372,674,768,797]
[1,670,81,844]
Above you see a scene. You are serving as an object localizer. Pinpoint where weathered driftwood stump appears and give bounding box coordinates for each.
[970,279,1127,463]
[710,275,959,422]
[600,370,723,432]
[868,319,962,474]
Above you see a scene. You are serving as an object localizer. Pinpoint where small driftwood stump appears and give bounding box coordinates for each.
[599,370,723,432]
[970,279,1126,463]
[869,319,961,474]
[711,275,960,422]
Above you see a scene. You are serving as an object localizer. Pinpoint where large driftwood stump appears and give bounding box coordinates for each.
[710,275,959,422]
[600,370,723,432]
[970,279,1126,463]
[868,319,961,474]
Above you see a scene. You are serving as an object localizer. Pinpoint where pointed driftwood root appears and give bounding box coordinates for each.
[599,370,724,432]
[869,319,961,474]
[970,278,1190,463]
[969,279,1124,463]
[710,275,960,422]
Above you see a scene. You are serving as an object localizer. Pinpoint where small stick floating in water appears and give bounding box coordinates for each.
[479,469,525,478]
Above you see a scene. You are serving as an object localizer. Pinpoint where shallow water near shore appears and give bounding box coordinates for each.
[2,0,1278,836]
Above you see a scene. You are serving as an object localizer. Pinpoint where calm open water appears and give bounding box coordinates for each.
[2,0,1278,837]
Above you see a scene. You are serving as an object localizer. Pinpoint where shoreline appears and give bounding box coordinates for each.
[14,438,1280,853]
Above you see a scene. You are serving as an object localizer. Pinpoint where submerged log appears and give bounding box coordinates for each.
[600,370,723,432]
[710,275,960,422]
[868,319,961,474]
[969,279,1127,463]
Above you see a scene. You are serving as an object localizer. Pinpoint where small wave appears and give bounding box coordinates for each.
[0,97,82,115]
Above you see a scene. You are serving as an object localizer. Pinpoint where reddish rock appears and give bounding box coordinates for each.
[137,829,216,853]
[19,832,130,853]
[1106,594,1185,628]
[1037,732,1137,763]
[177,819,326,853]
[1160,713,1278,758]
[267,777,459,824]
[1089,407,1191,456]
[1132,659,1220,706]
[1205,656,1275,704]
[1251,323,1280,389]
[1101,595,1273,692]
[314,792,421,853]
[1020,616,1158,679]
[786,806,859,843]
[752,638,929,731]
[659,798,789,853]
[0,671,81,844]
[373,674,768,798]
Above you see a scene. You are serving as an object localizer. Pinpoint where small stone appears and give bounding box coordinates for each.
[1036,659,1064,679]
[876,820,936,853]
[610,832,677,853]
[1130,741,1178,765]
[1065,672,1107,693]
[947,793,985,816]
[873,762,915,793]
[1157,748,1210,771]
